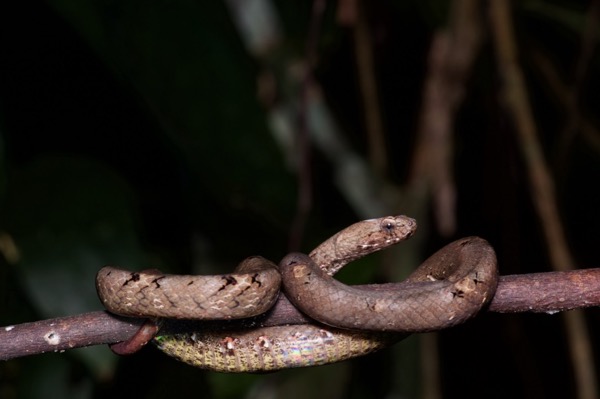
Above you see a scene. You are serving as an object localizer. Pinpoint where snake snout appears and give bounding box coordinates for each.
[381,215,417,239]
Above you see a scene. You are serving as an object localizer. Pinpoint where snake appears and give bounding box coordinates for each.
[96,216,498,372]
[96,256,281,320]
[280,237,498,333]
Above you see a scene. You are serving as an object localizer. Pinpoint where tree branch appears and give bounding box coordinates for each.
[2,268,599,362]
[0,311,144,360]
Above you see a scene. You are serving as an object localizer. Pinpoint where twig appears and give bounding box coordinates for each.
[489,2,598,399]
[530,49,600,156]
[231,0,397,219]
[408,3,483,397]
[0,311,144,361]
[288,0,326,252]
[348,0,388,175]
[527,4,600,172]
[555,0,599,171]
[409,0,482,236]
[489,1,574,271]
[2,268,600,362]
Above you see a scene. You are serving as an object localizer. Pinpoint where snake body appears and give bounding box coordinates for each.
[96,256,281,320]
[97,216,499,372]
[149,216,417,373]
[154,325,399,373]
[153,216,416,371]
[281,237,498,333]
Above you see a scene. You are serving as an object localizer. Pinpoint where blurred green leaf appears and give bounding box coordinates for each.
[522,1,587,34]
[18,355,93,399]
[47,1,296,222]
[2,156,146,376]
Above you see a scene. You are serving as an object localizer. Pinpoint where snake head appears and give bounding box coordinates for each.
[360,215,417,250]
[378,215,417,241]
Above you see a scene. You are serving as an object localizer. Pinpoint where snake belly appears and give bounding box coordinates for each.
[281,237,499,333]
[153,215,417,371]
[155,325,401,373]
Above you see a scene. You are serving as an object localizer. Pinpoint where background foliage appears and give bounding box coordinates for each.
[1,1,599,398]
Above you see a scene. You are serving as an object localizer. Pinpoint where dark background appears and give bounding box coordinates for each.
[1,1,599,398]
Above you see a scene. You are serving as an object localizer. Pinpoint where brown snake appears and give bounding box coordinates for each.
[281,237,498,333]
[96,256,281,320]
[96,216,499,372]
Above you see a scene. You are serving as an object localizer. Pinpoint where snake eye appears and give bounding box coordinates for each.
[381,218,395,233]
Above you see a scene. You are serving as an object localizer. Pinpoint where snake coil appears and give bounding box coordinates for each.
[96,216,498,372]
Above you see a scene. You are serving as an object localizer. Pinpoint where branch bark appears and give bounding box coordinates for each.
[2,268,599,361]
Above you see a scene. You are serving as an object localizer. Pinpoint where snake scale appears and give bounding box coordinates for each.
[96,256,281,320]
[96,216,498,372]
